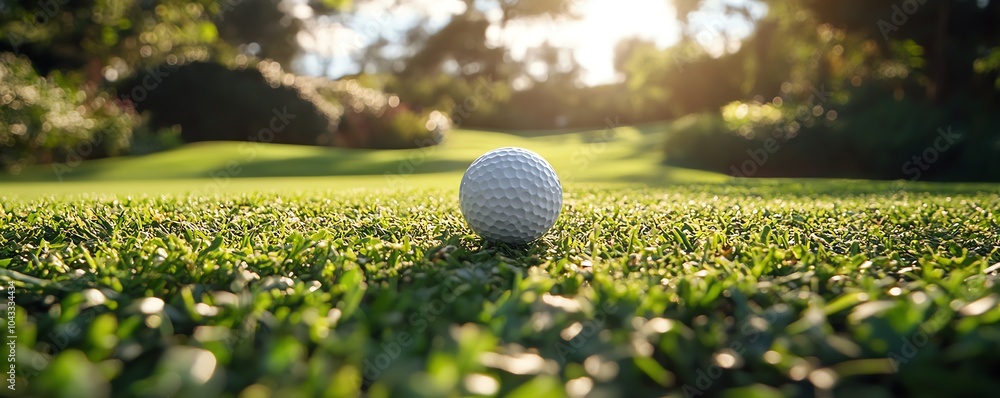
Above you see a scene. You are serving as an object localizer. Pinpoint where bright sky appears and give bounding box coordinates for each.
[487,0,682,85]
[293,0,765,86]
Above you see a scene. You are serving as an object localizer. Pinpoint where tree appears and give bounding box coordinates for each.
[399,0,577,80]
[215,0,305,68]
[0,0,235,81]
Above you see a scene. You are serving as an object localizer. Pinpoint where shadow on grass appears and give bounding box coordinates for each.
[224,155,467,178]
[48,155,470,181]
[421,233,551,269]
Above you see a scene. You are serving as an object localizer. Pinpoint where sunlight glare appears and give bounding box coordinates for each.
[570,0,681,84]
[491,0,680,86]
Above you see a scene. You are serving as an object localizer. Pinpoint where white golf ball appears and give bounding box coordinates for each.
[459,147,563,244]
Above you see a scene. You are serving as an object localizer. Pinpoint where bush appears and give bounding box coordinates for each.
[219,61,452,149]
[118,60,340,146]
[383,73,510,129]
[118,60,451,150]
[314,78,452,149]
[663,85,1000,181]
[0,53,138,173]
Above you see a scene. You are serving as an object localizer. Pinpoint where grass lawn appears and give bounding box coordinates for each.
[2,125,999,397]
[0,123,723,198]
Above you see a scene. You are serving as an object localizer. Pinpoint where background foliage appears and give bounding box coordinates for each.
[0,53,136,173]
[1,0,1000,180]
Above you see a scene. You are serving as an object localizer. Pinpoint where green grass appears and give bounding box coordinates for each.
[3,181,1000,397]
[0,123,724,198]
[2,124,1000,397]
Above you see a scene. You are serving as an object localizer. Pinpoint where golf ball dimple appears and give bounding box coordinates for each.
[460,147,562,244]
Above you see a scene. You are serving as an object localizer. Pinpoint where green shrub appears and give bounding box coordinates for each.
[118,60,340,146]
[383,73,510,128]
[315,78,452,149]
[0,53,138,173]
[664,85,1000,181]
[119,60,451,150]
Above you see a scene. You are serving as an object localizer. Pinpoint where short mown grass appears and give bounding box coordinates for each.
[3,182,999,397]
[0,123,724,198]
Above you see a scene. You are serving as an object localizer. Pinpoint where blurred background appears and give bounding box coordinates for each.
[1,0,999,183]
